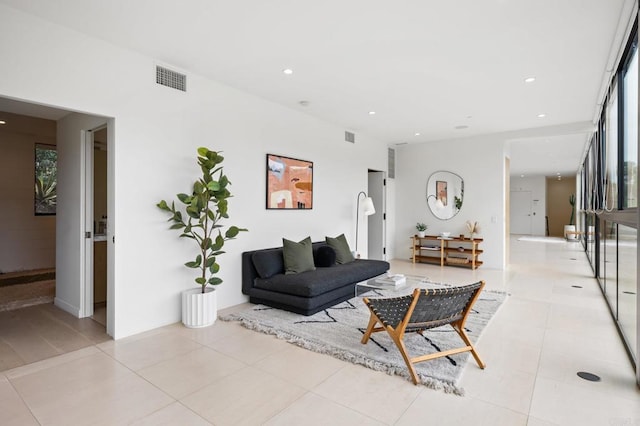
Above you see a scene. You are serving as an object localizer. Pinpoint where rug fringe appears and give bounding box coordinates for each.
[220,314,465,396]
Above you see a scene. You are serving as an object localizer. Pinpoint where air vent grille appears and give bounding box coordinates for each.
[388,148,396,179]
[156,66,186,92]
[345,131,355,143]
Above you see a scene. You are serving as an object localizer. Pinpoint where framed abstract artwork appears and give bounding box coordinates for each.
[266,154,313,209]
[436,180,448,207]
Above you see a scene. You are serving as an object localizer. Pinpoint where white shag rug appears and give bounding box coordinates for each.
[221,286,506,395]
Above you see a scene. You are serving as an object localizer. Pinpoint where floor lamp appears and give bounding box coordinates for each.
[355,191,375,258]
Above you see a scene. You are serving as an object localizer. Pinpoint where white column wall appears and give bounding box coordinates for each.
[0,5,388,338]
[394,136,506,269]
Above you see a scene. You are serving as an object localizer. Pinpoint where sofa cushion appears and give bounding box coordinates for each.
[315,245,336,267]
[251,250,284,279]
[283,237,316,274]
[326,234,354,264]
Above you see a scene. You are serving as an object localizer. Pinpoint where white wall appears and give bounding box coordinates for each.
[0,5,388,338]
[394,136,506,269]
[510,176,547,236]
[0,113,56,273]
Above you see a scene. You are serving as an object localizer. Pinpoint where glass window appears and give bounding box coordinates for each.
[34,144,57,215]
[598,217,606,289]
[604,223,618,318]
[617,225,637,358]
[622,41,638,208]
[606,83,619,210]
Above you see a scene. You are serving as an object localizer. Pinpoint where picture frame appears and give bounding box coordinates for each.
[34,143,57,216]
[436,180,448,207]
[266,154,313,209]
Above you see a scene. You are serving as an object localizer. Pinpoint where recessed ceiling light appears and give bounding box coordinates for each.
[414,132,421,136]
[282,68,293,75]
[454,125,468,130]
[368,111,376,115]
[0,120,5,125]
[520,174,525,178]
[525,77,536,83]
[537,113,546,118]
[298,100,309,107]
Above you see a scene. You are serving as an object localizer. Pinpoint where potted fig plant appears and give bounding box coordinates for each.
[564,194,577,240]
[157,147,247,328]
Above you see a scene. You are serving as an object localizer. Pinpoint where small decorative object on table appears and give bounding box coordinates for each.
[375,273,407,287]
[416,222,428,238]
[466,220,479,240]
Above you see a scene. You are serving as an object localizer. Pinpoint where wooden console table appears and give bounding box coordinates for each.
[411,235,483,269]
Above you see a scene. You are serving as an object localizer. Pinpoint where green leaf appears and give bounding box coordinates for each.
[225,226,239,238]
[197,147,209,157]
[207,181,220,192]
[195,277,207,285]
[170,223,185,230]
[212,234,224,251]
[177,193,191,204]
[186,205,200,219]
[208,277,223,285]
[157,200,169,210]
[205,257,216,267]
[201,237,212,250]
[193,181,204,194]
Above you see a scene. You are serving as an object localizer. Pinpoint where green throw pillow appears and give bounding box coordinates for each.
[326,234,355,264]
[283,237,316,274]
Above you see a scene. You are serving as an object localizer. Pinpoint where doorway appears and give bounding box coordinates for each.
[367,170,386,260]
[510,190,533,235]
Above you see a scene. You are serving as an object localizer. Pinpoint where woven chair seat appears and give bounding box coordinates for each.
[361,281,486,385]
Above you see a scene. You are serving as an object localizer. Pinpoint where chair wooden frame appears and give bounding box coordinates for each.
[361,280,486,385]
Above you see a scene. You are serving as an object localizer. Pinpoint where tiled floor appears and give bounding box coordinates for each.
[1,237,639,425]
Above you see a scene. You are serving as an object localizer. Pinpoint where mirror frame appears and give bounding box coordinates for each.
[426,170,464,220]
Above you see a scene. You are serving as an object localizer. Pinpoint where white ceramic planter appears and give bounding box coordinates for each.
[564,225,577,240]
[418,231,426,238]
[182,287,217,328]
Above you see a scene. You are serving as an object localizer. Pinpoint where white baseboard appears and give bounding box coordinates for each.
[54,297,81,317]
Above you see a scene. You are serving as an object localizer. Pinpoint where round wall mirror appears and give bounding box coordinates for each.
[426,171,464,220]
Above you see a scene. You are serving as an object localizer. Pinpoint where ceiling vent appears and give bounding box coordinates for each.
[388,148,396,179]
[156,65,186,92]
[345,131,355,143]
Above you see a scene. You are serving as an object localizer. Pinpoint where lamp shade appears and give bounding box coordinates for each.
[362,197,375,216]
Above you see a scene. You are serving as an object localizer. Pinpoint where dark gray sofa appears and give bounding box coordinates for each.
[242,242,390,315]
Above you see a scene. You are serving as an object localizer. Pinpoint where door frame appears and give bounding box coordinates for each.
[80,129,95,318]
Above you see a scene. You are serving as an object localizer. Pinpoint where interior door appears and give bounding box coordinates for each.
[510,190,533,235]
[82,131,94,317]
[368,171,385,260]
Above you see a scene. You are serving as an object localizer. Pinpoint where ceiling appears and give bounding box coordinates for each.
[0,0,634,176]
